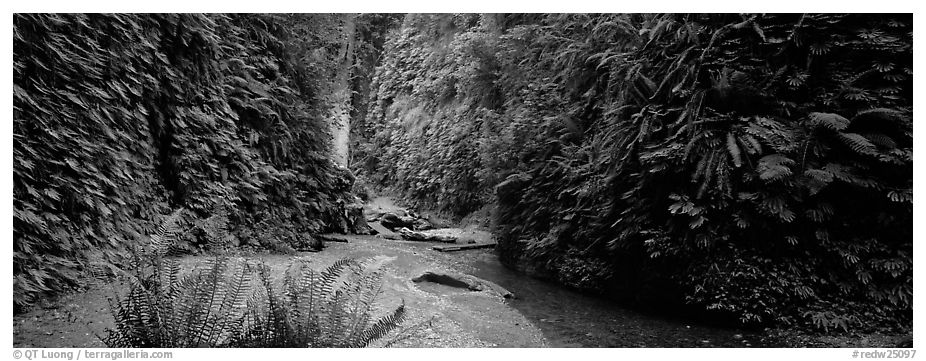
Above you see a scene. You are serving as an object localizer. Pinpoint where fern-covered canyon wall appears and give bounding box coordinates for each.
[13,14,372,311]
[13,12,913,336]
[360,14,912,332]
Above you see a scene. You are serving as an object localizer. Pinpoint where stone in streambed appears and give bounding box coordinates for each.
[370,221,402,240]
[412,271,514,299]
[380,212,417,230]
[398,228,457,243]
[413,218,434,231]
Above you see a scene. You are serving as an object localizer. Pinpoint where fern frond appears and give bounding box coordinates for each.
[822,163,881,188]
[806,206,833,223]
[314,258,356,302]
[732,212,750,229]
[149,208,185,257]
[887,188,912,203]
[861,133,897,150]
[802,168,834,195]
[758,195,796,222]
[205,260,251,346]
[756,154,794,182]
[726,132,742,167]
[745,116,797,153]
[344,269,386,345]
[852,107,906,124]
[839,133,878,155]
[357,301,406,348]
[807,112,849,131]
[740,133,762,155]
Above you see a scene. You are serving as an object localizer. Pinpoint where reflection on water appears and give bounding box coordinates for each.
[465,252,769,348]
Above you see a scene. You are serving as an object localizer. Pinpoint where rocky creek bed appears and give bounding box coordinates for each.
[13,234,545,348]
[13,235,909,348]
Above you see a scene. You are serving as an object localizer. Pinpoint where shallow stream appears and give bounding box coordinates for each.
[462,251,770,348]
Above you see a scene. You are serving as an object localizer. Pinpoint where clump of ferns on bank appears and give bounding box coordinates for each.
[234,258,405,347]
[103,210,404,348]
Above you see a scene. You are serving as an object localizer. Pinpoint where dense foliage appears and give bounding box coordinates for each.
[362,14,912,332]
[13,14,361,310]
[349,14,405,169]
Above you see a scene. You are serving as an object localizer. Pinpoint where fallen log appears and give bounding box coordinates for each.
[398,227,457,243]
[317,234,350,243]
[432,242,496,252]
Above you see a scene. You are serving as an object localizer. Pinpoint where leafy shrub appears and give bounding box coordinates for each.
[104,211,404,348]
[105,255,252,347]
[104,209,255,347]
[234,258,405,347]
[365,14,912,332]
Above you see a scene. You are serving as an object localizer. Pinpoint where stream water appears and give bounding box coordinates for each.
[462,251,772,348]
